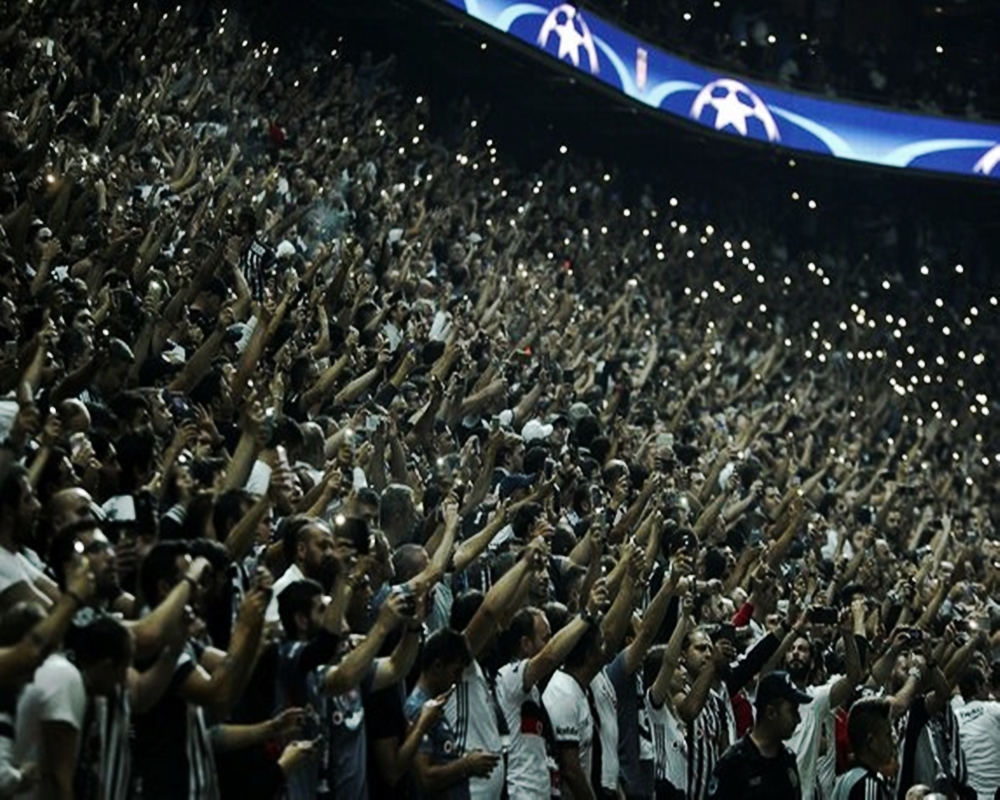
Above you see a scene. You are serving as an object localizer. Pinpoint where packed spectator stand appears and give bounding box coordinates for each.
[0,0,998,798]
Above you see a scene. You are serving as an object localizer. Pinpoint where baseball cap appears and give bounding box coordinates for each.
[498,472,536,499]
[755,671,812,710]
[521,419,554,443]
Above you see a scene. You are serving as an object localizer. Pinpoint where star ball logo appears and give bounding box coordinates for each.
[537,4,599,75]
[690,78,780,142]
[973,144,1000,176]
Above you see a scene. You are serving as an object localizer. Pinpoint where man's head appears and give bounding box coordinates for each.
[682,627,715,676]
[278,578,325,641]
[140,541,194,608]
[69,616,134,696]
[958,665,988,702]
[563,619,605,673]
[420,628,470,694]
[754,671,811,741]
[280,515,336,590]
[846,696,894,770]
[379,483,418,546]
[508,606,551,661]
[785,635,813,684]
[45,487,94,533]
[49,519,118,599]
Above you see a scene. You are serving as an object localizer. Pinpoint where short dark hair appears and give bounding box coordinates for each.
[68,615,132,667]
[421,628,469,673]
[450,590,484,632]
[501,607,541,662]
[958,665,986,700]
[140,541,190,607]
[846,696,891,751]
[564,619,601,669]
[279,515,323,567]
[278,579,324,639]
[0,602,47,646]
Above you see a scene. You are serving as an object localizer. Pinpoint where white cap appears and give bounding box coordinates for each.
[521,419,554,443]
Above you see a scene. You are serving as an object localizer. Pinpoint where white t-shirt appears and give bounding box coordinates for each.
[953,698,1000,799]
[646,690,688,791]
[543,670,593,800]
[590,670,619,792]
[496,659,550,799]
[0,548,42,595]
[14,653,86,800]
[446,659,504,800]
[787,679,838,800]
[265,563,305,623]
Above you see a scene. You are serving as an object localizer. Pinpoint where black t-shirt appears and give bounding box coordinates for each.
[364,682,415,800]
[707,734,802,800]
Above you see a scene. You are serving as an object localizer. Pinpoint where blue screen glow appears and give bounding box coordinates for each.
[440,0,1000,181]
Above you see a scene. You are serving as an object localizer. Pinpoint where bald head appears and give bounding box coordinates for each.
[58,399,91,434]
[47,487,95,534]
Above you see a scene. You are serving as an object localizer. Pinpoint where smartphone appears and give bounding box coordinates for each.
[390,584,417,616]
[807,606,839,625]
[716,623,737,644]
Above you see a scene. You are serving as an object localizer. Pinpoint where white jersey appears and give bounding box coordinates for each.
[446,659,504,800]
[496,660,552,799]
[543,670,593,800]
[647,691,688,792]
[952,698,1000,799]
[687,683,734,800]
[786,679,838,800]
[590,670,620,792]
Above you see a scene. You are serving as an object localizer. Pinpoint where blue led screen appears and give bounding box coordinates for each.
[440,0,1000,180]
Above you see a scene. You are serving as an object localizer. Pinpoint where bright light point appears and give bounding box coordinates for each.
[920,265,929,275]
[559,145,568,154]
[791,191,800,200]
[808,200,817,209]
[882,280,890,290]
[669,198,678,207]
[936,45,944,54]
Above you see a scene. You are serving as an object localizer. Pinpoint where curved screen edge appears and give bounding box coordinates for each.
[440,0,1000,181]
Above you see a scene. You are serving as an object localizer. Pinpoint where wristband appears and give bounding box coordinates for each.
[581,610,602,627]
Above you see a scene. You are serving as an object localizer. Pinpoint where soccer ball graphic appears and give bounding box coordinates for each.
[537,4,599,74]
[973,144,1000,176]
[690,78,780,142]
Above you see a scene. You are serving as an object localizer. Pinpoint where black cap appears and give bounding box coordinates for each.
[755,671,812,710]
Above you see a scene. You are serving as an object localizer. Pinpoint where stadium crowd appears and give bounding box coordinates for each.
[0,0,999,799]
[583,0,999,119]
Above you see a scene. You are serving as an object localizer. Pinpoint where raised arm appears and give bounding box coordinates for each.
[522,580,608,692]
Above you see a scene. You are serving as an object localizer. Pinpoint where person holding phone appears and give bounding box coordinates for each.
[405,628,500,799]
[780,601,866,800]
